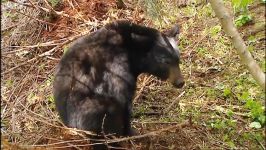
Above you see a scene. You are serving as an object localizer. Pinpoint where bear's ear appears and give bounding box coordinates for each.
[164,25,179,38]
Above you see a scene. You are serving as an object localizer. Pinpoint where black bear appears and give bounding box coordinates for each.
[53,20,184,149]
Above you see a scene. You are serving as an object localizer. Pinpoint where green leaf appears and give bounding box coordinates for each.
[223,88,232,97]
[258,115,265,125]
[63,45,69,54]
[209,25,222,36]
[235,15,252,27]
[249,122,261,129]
[226,141,236,148]
[48,0,60,7]
[226,110,234,118]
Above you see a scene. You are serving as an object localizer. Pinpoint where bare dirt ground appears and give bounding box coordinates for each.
[1,0,265,149]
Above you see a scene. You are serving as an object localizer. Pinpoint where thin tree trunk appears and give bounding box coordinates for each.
[209,0,265,91]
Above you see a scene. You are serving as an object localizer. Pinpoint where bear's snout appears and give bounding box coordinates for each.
[172,79,185,88]
[168,65,184,88]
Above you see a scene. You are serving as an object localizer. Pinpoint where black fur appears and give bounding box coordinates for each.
[53,20,184,149]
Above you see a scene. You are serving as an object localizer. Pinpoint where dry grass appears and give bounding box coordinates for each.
[1,0,265,149]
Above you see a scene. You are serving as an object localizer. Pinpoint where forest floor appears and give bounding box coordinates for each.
[1,0,265,149]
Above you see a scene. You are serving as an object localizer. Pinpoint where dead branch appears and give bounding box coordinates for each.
[209,0,266,91]
[133,75,153,101]
[2,38,71,55]
[100,119,191,144]
[26,120,191,148]
[163,91,186,113]
[6,6,79,33]
[10,0,86,23]
[1,31,91,75]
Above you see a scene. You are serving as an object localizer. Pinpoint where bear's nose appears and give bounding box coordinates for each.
[173,80,185,88]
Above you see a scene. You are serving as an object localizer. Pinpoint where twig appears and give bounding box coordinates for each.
[103,119,191,144]
[7,6,79,33]
[67,0,88,22]
[163,91,186,114]
[209,0,266,90]
[9,0,35,8]
[134,75,153,101]
[2,38,69,55]
[1,24,18,32]
[27,0,86,23]
[1,46,58,75]
[2,31,91,75]
[28,120,191,148]
[27,0,38,9]
[101,114,111,149]
[19,101,99,137]
[138,121,179,124]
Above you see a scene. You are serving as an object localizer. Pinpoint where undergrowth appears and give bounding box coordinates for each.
[1,0,265,149]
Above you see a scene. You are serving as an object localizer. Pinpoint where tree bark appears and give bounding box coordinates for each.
[209,0,265,91]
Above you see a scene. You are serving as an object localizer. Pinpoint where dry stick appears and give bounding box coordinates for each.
[29,0,85,23]
[43,0,56,13]
[2,38,70,55]
[1,46,58,75]
[1,24,18,32]
[67,0,88,23]
[163,91,186,113]
[2,43,59,55]
[94,119,191,145]
[30,120,191,149]
[101,114,111,149]
[17,98,104,138]
[8,0,35,8]
[5,5,79,33]
[2,30,91,75]
[26,0,37,9]
[209,0,266,91]
[133,75,153,101]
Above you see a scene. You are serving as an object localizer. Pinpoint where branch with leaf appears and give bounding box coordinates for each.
[209,0,265,91]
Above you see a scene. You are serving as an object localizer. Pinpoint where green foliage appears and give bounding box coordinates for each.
[247,35,256,43]
[210,118,237,130]
[63,45,69,54]
[247,45,254,52]
[236,91,265,126]
[6,79,13,87]
[133,105,148,117]
[48,94,56,110]
[48,0,60,7]
[140,0,179,28]
[232,0,253,13]
[196,47,208,56]
[209,25,222,37]
[226,141,236,149]
[232,0,253,27]
[245,98,265,125]
[198,4,214,17]
[211,119,226,129]
[223,88,232,97]
[3,12,18,21]
[142,0,164,24]
[235,15,252,27]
